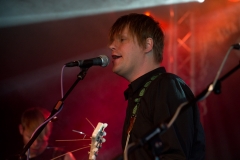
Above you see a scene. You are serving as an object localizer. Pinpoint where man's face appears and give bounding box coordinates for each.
[20,127,49,157]
[109,26,145,82]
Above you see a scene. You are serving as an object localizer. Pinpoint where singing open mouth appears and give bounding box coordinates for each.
[112,55,122,59]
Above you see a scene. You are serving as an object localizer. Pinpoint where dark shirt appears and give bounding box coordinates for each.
[6,147,66,160]
[29,147,65,160]
[122,67,205,160]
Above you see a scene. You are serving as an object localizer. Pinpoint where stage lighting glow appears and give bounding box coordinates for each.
[144,12,151,16]
[0,0,203,28]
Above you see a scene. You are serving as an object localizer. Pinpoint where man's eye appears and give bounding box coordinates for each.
[120,38,125,42]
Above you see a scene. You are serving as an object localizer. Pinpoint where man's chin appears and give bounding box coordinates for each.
[30,148,42,155]
[112,65,122,73]
[112,68,118,74]
[113,69,122,76]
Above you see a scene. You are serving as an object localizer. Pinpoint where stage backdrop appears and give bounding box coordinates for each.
[1,0,240,159]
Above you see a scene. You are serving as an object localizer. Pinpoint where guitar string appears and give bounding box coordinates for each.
[50,146,90,160]
[53,120,106,159]
[55,139,91,141]
[86,118,95,129]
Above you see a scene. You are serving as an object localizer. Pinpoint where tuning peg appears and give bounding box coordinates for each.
[102,138,106,143]
[97,143,102,148]
[92,148,99,156]
[90,155,96,160]
[102,131,107,136]
[103,123,108,128]
[93,148,98,152]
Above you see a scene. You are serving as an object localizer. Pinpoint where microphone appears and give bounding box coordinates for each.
[65,55,109,68]
[233,43,240,50]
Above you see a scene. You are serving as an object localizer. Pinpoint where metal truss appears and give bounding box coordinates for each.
[167,6,207,124]
[168,6,196,94]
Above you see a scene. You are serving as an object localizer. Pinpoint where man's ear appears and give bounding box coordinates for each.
[144,38,153,53]
[19,124,23,135]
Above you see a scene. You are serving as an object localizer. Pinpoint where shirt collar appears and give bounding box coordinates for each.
[124,67,166,100]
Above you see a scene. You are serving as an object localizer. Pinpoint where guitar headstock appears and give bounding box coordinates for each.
[89,122,108,160]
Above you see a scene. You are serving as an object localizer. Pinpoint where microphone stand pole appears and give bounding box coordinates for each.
[213,61,240,94]
[118,61,240,160]
[10,67,89,160]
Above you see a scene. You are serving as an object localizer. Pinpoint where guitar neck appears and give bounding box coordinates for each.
[89,122,108,160]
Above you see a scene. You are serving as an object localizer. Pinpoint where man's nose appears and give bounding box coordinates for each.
[109,41,116,51]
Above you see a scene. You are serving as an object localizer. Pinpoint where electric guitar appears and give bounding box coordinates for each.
[89,122,108,160]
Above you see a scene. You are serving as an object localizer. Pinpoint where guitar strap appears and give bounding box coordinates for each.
[124,73,161,153]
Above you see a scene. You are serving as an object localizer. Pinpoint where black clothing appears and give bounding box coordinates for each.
[6,146,65,160]
[29,147,65,160]
[122,67,205,160]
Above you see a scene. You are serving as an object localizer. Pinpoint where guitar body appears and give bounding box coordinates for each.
[89,122,108,160]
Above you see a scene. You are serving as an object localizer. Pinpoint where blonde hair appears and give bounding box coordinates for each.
[21,107,52,139]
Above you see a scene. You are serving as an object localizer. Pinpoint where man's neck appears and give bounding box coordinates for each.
[128,65,160,83]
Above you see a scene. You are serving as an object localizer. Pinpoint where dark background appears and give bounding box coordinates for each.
[1,0,240,159]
